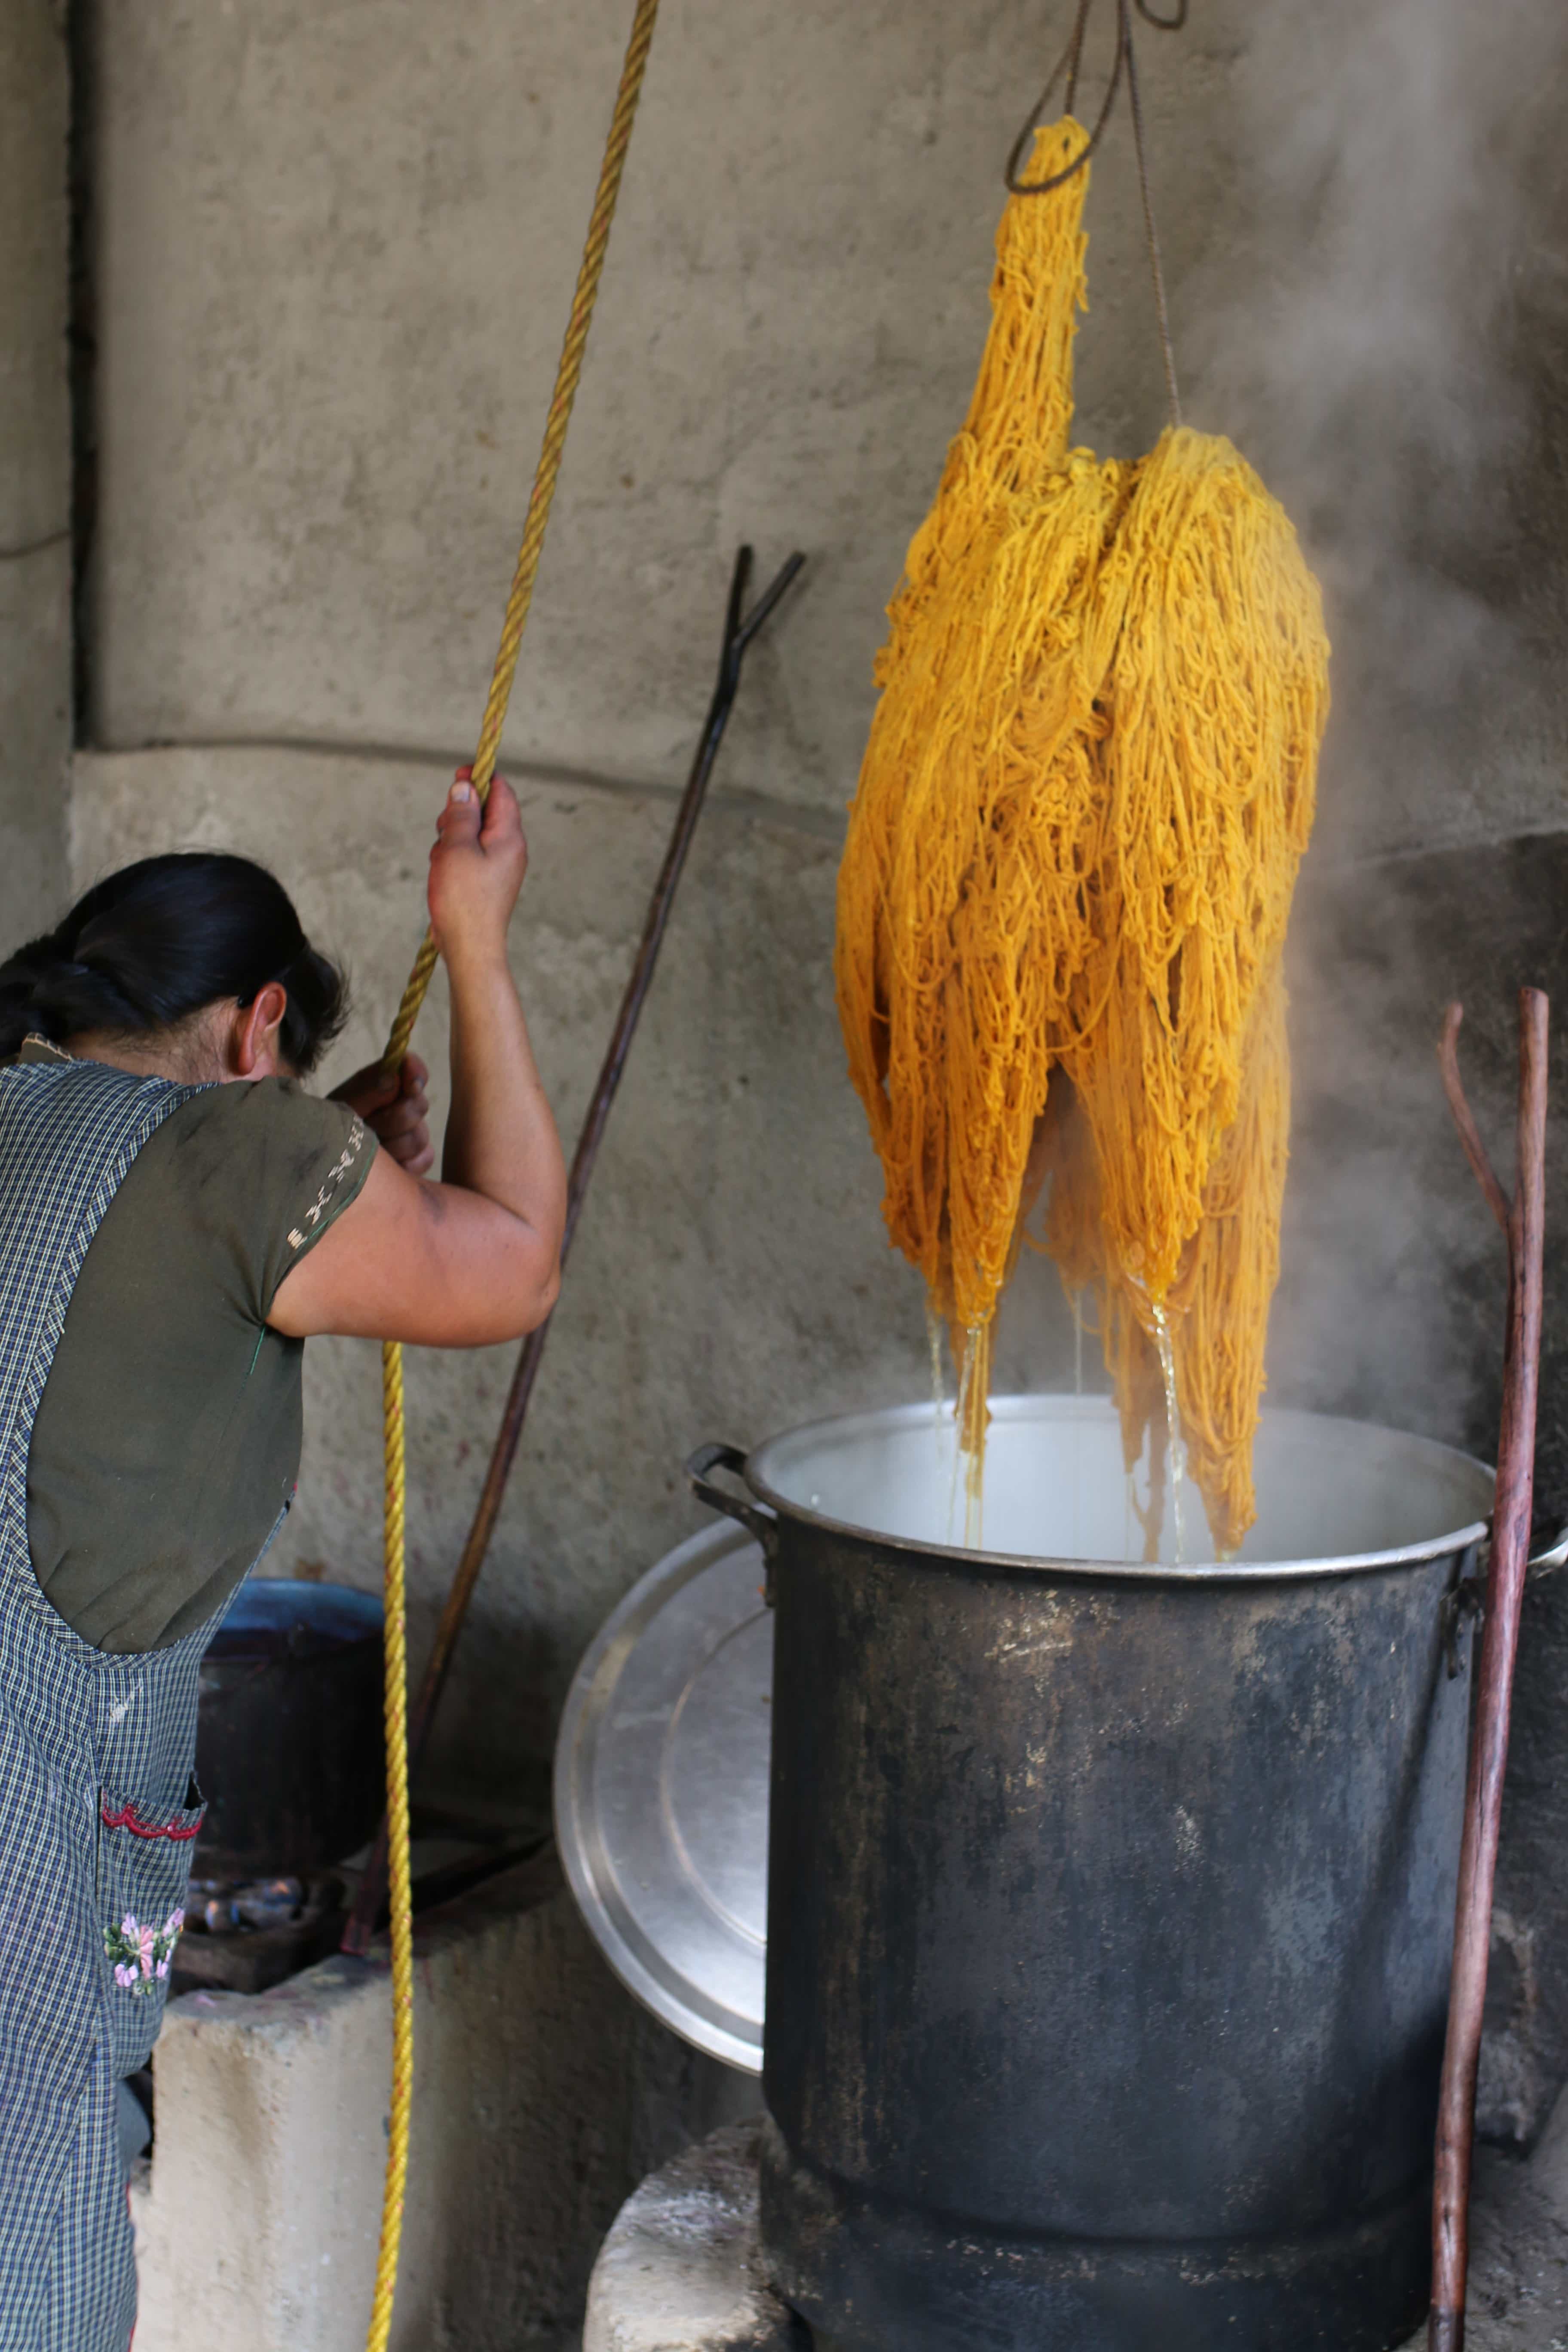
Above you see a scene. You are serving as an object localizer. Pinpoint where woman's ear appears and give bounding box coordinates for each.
[230,982,290,1079]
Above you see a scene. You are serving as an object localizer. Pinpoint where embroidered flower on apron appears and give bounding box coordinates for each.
[103,1910,184,1992]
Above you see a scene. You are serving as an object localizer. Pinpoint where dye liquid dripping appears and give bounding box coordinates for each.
[1150,1302,1188,1566]
[952,1327,986,1551]
[927,1305,971,1550]
[926,1303,947,1419]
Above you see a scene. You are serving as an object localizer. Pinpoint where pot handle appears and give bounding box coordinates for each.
[1444,1523,1568,1678]
[686,1442,780,1572]
[1529,1523,1568,1579]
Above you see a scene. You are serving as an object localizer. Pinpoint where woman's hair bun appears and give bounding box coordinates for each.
[0,939,145,1060]
[0,854,348,1073]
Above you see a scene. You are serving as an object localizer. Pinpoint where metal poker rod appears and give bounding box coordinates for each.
[343,541,806,1955]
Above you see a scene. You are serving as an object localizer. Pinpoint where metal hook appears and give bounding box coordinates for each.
[1002,0,1184,429]
[1005,0,1123,198]
[1007,0,1188,193]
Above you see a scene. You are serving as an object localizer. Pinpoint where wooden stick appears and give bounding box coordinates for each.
[1430,988,1549,2352]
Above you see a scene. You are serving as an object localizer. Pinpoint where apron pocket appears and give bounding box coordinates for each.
[95,1779,205,2075]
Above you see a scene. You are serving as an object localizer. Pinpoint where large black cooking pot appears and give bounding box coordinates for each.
[193,1578,384,1881]
[687,1396,1519,2352]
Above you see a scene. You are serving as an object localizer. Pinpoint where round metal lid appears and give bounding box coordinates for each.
[554,1518,770,2073]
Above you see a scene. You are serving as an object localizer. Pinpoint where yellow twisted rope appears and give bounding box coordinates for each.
[365,4,662,2345]
[380,0,663,1070]
[365,1341,412,2349]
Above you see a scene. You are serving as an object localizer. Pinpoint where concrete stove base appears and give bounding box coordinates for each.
[585,2102,1568,2352]
[583,2121,799,2352]
[130,1847,750,2351]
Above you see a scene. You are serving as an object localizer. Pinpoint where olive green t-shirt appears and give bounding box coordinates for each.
[19,1041,377,1653]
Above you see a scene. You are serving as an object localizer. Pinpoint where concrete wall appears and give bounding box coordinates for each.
[24,0,1568,2198]
[0,0,70,939]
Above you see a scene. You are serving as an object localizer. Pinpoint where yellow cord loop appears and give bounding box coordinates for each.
[365,5,662,2346]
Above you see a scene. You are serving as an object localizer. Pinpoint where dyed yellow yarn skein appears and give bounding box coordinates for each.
[834,119,1330,1554]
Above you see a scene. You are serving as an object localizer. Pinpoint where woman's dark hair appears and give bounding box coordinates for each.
[0,853,348,1074]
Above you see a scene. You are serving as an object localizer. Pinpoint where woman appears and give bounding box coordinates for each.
[0,771,564,2350]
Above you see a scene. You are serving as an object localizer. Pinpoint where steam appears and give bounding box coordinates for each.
[1187,0,1568,1465]
[1191,0,1566,862]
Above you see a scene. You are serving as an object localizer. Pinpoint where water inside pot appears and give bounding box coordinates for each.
[749,1395,1493,1570]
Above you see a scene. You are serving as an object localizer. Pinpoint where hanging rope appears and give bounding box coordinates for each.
[363,3,662,2346]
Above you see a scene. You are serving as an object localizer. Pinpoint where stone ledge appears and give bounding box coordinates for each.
[585,2122,799,2352]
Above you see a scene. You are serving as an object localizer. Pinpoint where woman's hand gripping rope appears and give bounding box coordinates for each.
[328,768,529,1177]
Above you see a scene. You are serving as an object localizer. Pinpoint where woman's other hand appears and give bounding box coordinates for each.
[428,769,528,973]
[328,1054,433,1176]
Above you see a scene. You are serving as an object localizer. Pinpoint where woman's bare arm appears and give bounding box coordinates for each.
[268,774,566,1345]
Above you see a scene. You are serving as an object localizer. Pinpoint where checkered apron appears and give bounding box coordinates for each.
[0,1055,278,2350]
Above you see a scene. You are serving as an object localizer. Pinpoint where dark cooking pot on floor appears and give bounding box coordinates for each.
[193,1578,384,1881]
[688,1396,1535,2352]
